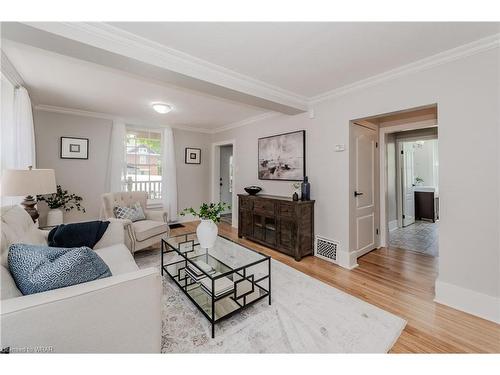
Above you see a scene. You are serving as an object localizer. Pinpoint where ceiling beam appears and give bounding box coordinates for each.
[2,22,308,115]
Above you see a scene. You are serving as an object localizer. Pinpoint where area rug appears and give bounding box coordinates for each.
[135,249,406,353]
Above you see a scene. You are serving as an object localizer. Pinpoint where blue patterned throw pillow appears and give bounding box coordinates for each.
[8,243,112,295]
[113,202,146,222]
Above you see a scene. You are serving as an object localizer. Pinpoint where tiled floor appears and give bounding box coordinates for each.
[389,220,438,257]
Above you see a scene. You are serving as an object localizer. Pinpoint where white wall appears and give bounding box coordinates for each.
[173,128,211,219]
[33,109,210,224]
[34,110,113,224]
[211,48,500,322]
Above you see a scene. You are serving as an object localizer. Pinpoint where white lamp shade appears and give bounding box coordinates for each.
[1,169,57,197]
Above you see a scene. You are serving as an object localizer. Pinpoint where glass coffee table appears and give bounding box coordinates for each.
[161,233,271,338]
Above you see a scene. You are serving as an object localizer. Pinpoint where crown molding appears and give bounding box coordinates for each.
[309,33,500,104]
[17,25,500,135]
[49,23,495,108]
[1,50,25,87]
[34,104,214,134]
[35,103,282,135]
[22,22,308,114]
[211,112,281,134]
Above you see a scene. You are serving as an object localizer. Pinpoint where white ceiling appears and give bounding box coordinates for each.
[109,22,500,97]
[2,40,266,130]
[2,22,499,132]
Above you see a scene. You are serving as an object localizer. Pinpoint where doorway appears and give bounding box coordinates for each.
[219,145,233,224]
[211,140,236,227]
[389,131,439,256]
[350,105,439,265]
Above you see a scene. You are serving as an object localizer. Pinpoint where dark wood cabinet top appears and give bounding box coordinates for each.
[238,193,315,204]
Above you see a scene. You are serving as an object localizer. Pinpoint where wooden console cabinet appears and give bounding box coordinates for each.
[238,194,315,261]
[415,191,439,222]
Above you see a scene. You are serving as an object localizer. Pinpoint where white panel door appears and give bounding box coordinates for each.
[352,124,378,255]
[219,145,233,214]
[401,142,415,227]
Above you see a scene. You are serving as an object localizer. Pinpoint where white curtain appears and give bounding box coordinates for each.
[106,121,127,192]
[1,83,36,205]
[1,85,36,170]
[161,126,178,222]
[13,87,36,169]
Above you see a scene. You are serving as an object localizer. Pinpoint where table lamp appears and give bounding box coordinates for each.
[1,166,57,222]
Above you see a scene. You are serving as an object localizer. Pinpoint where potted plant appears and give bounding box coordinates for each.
[291,182,301,201]
[415,177,424,186]
[37,185,86,226]
[180,202,230,248]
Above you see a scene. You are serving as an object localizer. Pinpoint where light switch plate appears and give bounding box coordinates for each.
[335,144,346,152]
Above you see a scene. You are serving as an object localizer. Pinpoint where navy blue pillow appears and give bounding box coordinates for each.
[48,221,110,249]
[8,243,112,295]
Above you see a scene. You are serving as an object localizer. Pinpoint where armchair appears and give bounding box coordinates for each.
[101,192,170,253]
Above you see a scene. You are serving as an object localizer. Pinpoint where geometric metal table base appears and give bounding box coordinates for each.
[161,233,271,338]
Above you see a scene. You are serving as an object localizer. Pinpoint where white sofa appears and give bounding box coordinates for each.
[0,205,162,353]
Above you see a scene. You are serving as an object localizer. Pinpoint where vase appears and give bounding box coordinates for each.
[46,208,64,226]
[301,176,311,201]
[196,219,218,248]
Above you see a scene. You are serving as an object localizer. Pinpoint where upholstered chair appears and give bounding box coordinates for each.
[101,192,169,253]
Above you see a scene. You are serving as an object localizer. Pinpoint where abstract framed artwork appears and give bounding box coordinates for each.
[258,130,305,181]
[60,137,89,159]
[185,147,201,164]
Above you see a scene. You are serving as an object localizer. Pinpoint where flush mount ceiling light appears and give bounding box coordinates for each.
[151,102,172,114]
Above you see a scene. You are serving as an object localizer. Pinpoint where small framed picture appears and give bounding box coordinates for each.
[60,137,89,159]
[185,147,201,164]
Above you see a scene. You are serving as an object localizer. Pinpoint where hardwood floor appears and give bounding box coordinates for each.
[170,221,500,353]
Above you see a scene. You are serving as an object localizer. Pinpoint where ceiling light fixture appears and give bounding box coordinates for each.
[151,102,172,114]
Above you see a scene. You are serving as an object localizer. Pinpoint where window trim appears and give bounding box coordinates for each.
[125,126,163,201]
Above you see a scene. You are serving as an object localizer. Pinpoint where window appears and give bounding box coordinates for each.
[126,128,162,200]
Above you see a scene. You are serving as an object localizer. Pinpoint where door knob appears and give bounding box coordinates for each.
[354,191,364,197]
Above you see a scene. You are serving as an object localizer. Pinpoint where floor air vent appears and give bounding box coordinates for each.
[315,236,339,264]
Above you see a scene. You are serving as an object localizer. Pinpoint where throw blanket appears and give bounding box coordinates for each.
[48,221,110,249]
[8,243,111,295]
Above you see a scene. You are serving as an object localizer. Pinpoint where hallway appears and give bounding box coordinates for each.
[220,213,232,225]
[389,220,438,257]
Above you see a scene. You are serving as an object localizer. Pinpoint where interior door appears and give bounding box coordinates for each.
[401,142,415,227]
[351,124,378,256]
[219,145,233,213]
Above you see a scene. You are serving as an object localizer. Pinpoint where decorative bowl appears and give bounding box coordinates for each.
[244,186,262,195]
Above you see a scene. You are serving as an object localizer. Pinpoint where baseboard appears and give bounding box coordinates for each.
[435,279,500,323]
[335,250,359,270]
[388,220,398,232]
